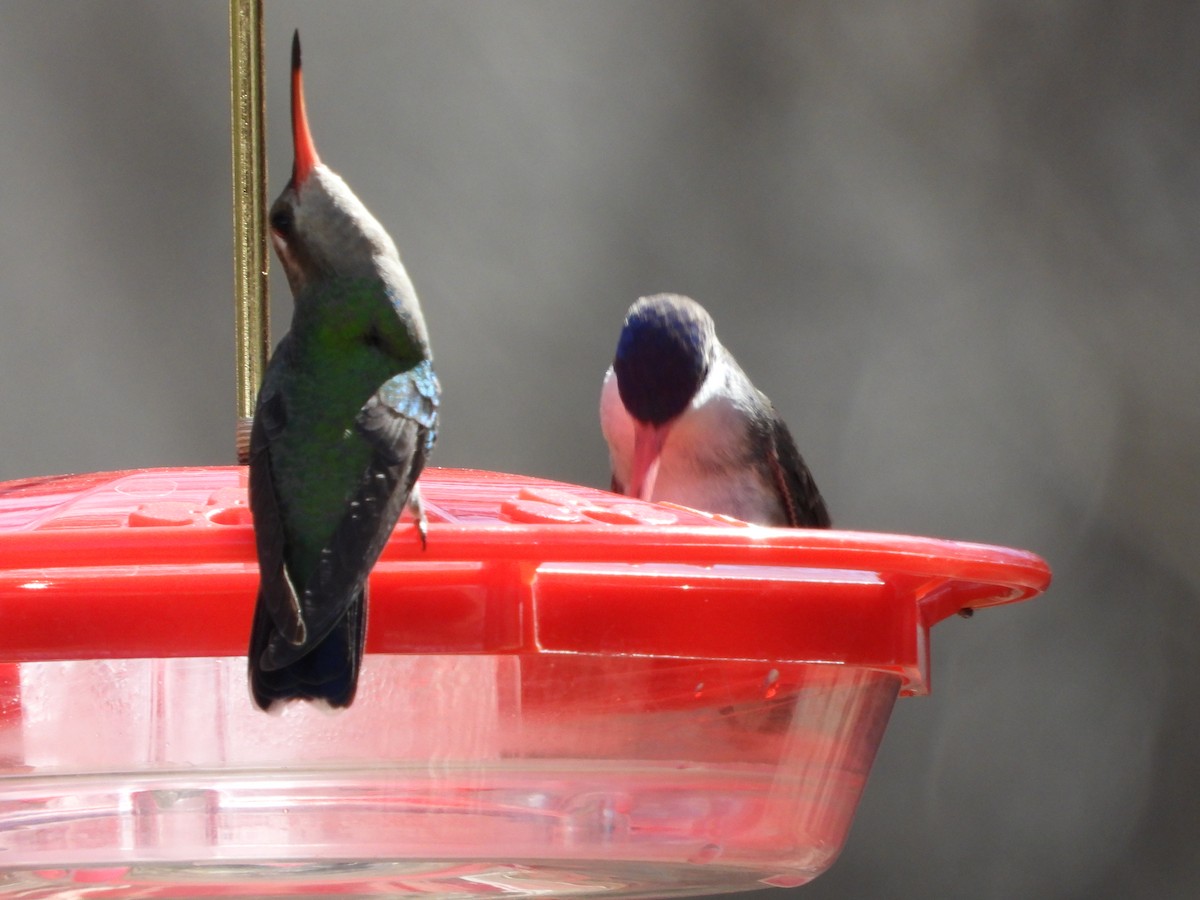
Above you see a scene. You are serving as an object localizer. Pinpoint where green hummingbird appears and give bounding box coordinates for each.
[248,32,439,710]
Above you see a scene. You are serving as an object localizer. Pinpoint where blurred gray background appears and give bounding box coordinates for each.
[1,2,1196,897]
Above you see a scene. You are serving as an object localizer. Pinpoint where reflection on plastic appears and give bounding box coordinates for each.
[3,655,898,897]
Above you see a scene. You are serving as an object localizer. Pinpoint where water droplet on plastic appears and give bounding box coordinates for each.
[763,668,780,699]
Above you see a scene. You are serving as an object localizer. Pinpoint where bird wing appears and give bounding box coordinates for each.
[765,410,832,528]
[248,346,307,651]
[260,360,441,671]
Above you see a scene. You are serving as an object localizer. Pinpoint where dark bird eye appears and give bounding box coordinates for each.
[270,207,294,235]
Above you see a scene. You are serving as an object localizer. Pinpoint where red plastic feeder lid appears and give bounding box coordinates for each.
[0,466,1050,696]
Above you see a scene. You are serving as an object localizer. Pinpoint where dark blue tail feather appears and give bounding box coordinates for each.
[248,587,367,710]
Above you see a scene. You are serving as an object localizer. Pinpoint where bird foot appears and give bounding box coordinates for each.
[407,486,428,551]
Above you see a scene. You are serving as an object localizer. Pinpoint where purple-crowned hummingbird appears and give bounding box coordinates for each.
[600,294,829,528]
[247,32,439,710]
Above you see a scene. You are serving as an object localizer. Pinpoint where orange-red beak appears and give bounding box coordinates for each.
[627,422,670,502]
[290,30,320,188]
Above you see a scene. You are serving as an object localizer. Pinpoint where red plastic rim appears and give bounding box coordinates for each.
[0,467,1050,695]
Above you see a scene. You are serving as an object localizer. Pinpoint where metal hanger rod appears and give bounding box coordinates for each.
[229,0,269,464]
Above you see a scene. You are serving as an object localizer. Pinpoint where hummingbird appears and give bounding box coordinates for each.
[599,293,830,528]
[247,32,439,710]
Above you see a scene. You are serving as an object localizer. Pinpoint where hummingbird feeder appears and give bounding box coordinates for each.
[0,4,1050,898]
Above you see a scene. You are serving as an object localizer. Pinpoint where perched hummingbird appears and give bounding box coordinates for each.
[247,32,439,710]
[600,294,830,528]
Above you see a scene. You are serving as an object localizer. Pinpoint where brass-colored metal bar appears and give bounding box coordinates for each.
[229,0,269,464]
